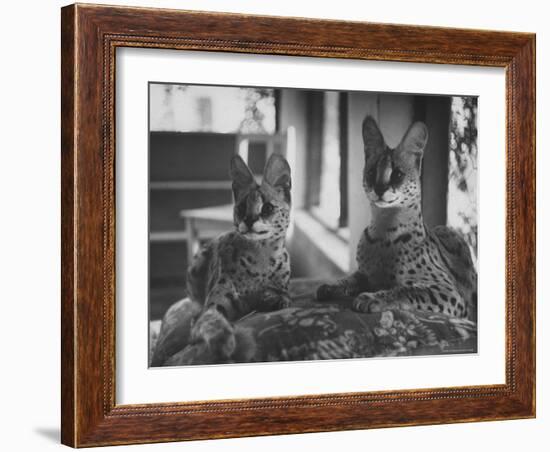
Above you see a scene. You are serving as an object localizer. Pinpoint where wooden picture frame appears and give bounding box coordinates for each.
[61,3,535,447]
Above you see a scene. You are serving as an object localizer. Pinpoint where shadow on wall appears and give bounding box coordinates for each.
[288,222,347,280]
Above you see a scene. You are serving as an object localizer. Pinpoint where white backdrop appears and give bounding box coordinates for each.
[117,48,505,404]
[0,0,547,451]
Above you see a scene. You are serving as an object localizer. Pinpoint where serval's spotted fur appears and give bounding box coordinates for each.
[317,116,477,321]
[186,153,292,359]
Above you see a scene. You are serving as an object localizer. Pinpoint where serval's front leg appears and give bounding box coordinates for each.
[353,285,468,318]
[189,280,242,360]
[189,306,236,359]
[316,271,369,301]
[254,285,292,312]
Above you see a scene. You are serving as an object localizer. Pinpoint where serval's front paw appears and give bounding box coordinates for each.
[352,292,412,314]
[316,283,351,301]
[191,308,236,358]
[316,282,359,302]
[316,284,334,301]
[352,292,388,313]
[262,289,292,311]
[275,293,292,310]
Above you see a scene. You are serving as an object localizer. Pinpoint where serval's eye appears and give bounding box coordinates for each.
[391,168,405,185]
[261,203,274,217]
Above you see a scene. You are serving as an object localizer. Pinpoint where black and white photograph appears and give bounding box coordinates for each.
[148,83,479,367]
[2,0,543,449]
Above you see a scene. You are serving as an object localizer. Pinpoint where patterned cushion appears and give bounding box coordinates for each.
[150,278,477,366]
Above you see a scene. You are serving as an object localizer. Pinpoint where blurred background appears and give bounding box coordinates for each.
[149,83,478,321]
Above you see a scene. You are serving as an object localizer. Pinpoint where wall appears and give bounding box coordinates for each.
[347,91,379,268]
[1,1,546,452]
[279,88,349,278]
[421,96,452,227]
[278,88,309,208]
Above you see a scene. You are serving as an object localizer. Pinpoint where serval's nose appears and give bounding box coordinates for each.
[374,184,387,197]
[244,216,258,230]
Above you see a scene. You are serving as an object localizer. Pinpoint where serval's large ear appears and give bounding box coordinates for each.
[230,154,255,201]
[262,153,291,202]
[399,121,429,155]
[362,115,386,159]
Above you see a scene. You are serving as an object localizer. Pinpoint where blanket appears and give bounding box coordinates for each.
[150,278,477,366]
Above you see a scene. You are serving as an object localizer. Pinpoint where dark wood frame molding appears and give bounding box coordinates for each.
[61,3,535,447]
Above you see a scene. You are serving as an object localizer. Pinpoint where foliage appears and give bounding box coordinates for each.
[448,97,478,264]
[239,88,275,134]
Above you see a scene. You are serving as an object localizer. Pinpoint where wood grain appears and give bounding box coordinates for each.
[61,3,536,447]
[60,5,76,446]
